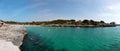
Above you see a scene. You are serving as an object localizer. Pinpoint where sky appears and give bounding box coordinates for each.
[0,0,120,23]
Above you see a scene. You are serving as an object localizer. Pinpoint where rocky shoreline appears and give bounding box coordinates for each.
[40,23,116,27]
[0,22,27,51]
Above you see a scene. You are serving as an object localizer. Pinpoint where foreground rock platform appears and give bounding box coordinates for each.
[0,40,20,51]
[0,23,27,51]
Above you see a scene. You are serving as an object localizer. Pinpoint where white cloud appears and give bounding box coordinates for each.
[107,4,120,11]
[95,0,120,23]
[98,0,120,16]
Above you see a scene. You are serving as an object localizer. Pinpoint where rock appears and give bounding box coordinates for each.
[0,23,27,51]
[0,40,20,51]
[0,21,4,27]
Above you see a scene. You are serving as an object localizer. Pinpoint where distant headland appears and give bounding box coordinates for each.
[3,19,116,27]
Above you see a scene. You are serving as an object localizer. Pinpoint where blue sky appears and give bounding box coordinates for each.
[0,0,120,23]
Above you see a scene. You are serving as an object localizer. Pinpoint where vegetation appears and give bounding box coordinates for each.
[0,20,18,24]
[3,19,116,27]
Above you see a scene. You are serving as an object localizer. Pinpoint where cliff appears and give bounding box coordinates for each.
[0,22,27,51]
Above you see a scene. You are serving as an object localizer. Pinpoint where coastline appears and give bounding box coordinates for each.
[8,24,116,27]
[11,24,117,51]
[43,24,116,27]
[0,24,115,51]
[18,24,116,27]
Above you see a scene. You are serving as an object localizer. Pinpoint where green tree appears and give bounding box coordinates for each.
[100,21,105,23]
[70,19,76,24]
[89,20,95,25]
[110,22,115,25]
[82,20,89,25]
[5,21,17,24]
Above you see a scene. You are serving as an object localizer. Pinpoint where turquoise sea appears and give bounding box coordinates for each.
[21,26,120,51]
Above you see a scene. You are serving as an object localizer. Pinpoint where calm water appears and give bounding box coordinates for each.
[21,26,120,51]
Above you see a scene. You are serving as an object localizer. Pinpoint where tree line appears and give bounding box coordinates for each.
[3,19,116,25]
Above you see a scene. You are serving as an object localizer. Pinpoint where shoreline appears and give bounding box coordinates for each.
[6,24,117,51]
[43,24,116,27]
[14,24,117,27]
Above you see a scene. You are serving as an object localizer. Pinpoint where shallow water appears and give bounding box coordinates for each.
[21,26,120,51]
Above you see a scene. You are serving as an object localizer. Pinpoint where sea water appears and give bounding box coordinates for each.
[21,26,120,51]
